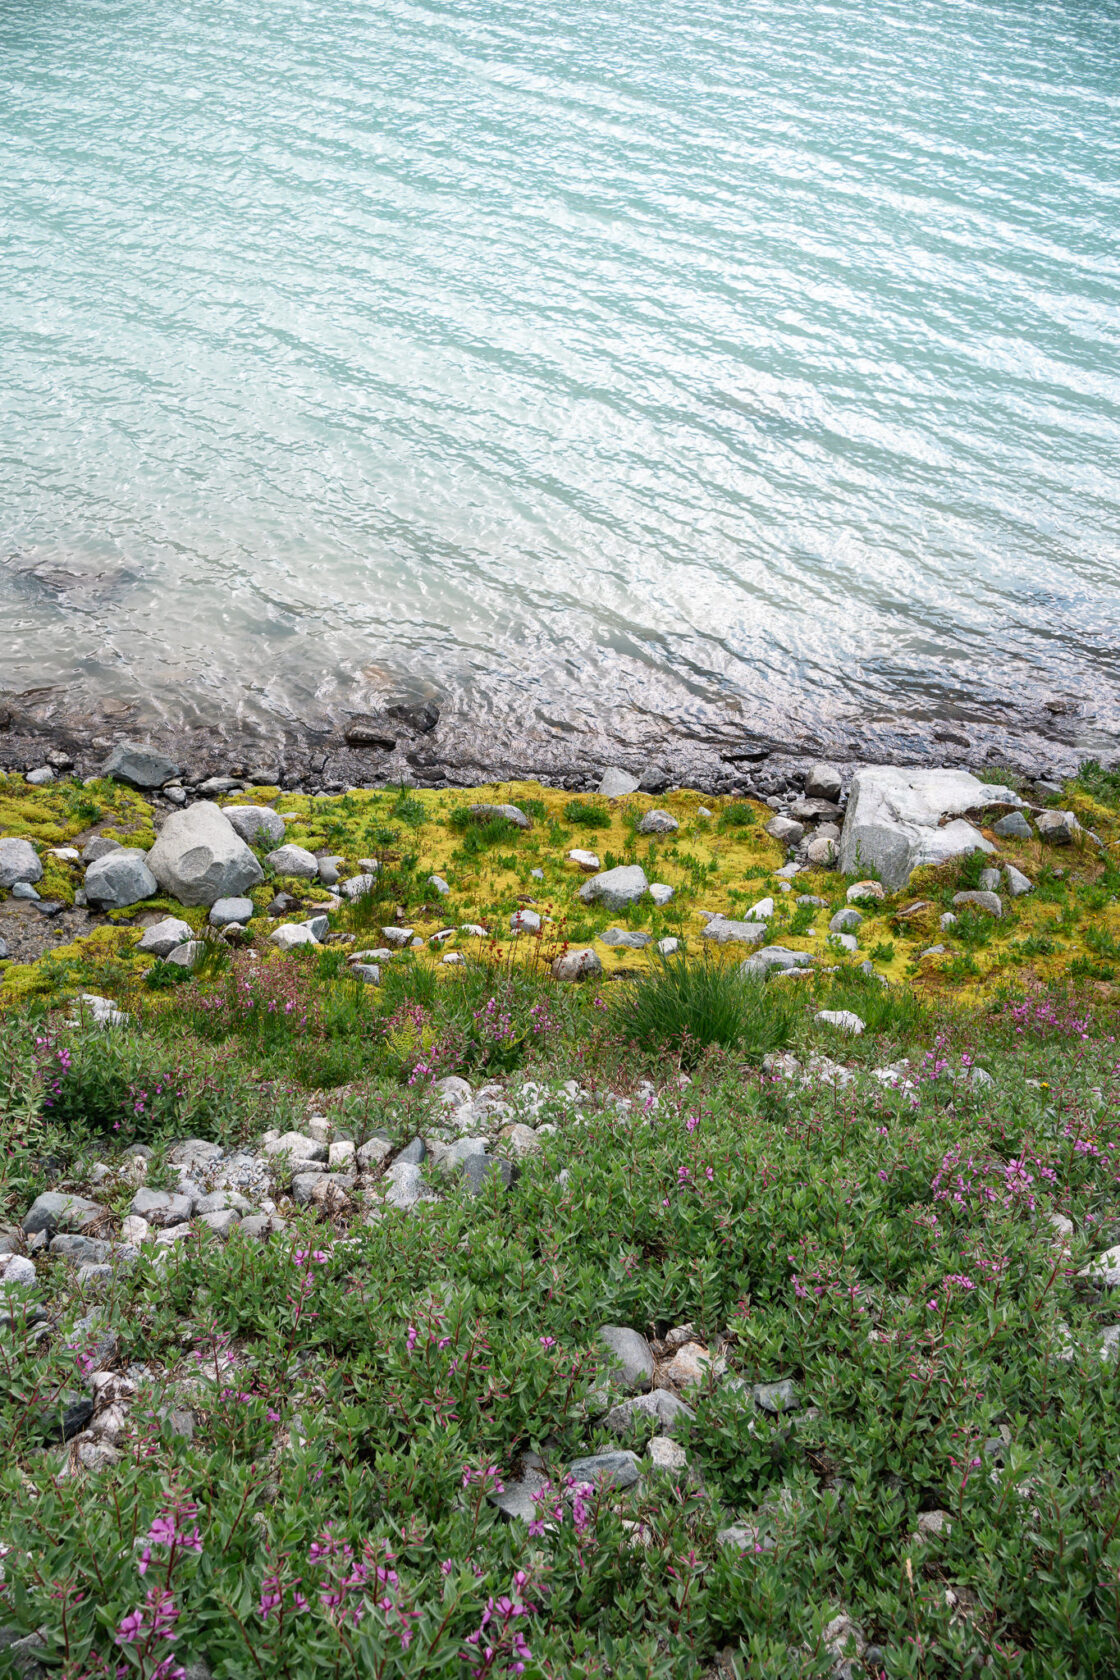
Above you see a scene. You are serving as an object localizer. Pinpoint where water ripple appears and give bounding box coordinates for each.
[1,0,1118,753]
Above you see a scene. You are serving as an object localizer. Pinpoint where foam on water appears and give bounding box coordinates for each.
[2,0,1119,753]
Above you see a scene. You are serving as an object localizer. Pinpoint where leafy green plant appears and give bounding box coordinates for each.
[717,802,755,831]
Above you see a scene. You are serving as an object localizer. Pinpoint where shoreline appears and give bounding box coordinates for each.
[0,686,1107,799]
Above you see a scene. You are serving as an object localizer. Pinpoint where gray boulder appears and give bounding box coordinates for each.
[209,896,255,927]
[567,1450,641,1490]
[468,802,532,830]
[952,890,1002,918]
[82,836,123,863]
[460,1155,517,1195]
[1037,809,1080,845]
[340,872,378,900]
[0,838,42,889]
[223,805,286,847]
[269,923,319,951]
[84,848,158,909]
[603,1389,696,1436]
[789,797,843,823]
[137,917,194,957]
[598,1326,654,1391]
[753,1379,799,1414]
[636,810,679,835]
[805,762,842,802]
[805,835,838,866]
[600,928,651,948]
[130,1188,194,1227]
[266,843,319,879]
[100,742,180,789]
[993,810,1032,841]
[829,908,862,934]
[147,802,264,906]
[1005,865,1033,897]
[165,940,206,968]
[702,917,767,947]
[578,865,649,910]
[23,1192,106,1237]
[766,816,805,845]
[838,767,1003,890]
[597,769,641,798]
[552,948,602,981]
[740,946,812,979]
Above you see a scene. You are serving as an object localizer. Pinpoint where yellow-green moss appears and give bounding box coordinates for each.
[3,776,1120,1007]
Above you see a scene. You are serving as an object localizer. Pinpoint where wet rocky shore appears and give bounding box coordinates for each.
[0,685,1103,804]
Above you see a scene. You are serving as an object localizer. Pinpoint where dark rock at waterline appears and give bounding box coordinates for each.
[100,741,180,789]
[389,700,440,734]
[344,715,397,749]
[722,742,771,763]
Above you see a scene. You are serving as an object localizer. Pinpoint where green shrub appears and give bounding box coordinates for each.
[562,798,611,829]
[717,802,755,830]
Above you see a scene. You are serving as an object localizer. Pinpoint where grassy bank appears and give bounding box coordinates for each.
[2,770,1120,1679]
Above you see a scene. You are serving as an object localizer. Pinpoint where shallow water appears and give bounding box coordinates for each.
[2,0,1119,756]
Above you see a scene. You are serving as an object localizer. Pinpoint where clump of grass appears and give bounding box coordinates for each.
[389,785,428,828]
[613,955,793,1067]
[562,798,611,829]
[815,966,930,1038]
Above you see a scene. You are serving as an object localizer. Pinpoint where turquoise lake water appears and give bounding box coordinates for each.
[2,0,1119,753]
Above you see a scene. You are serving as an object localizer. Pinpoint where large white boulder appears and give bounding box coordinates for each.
[146,801,264,907]
[838,769,1005,891]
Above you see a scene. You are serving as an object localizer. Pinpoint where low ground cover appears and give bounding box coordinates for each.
[1,771,1120,1678]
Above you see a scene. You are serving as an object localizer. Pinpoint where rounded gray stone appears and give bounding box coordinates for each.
[209,896,256,926]
[0,838,42,889]
[84,849,158,909]
[578,864,649,910]
[222,805,286,847]
[266,843,319,879]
